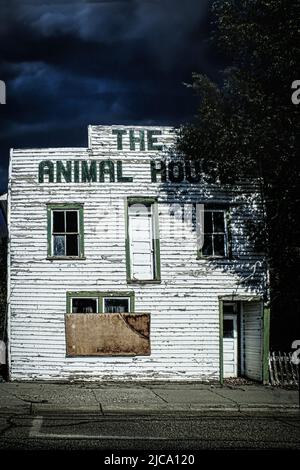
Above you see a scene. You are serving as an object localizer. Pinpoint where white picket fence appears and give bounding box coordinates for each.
[268,351,299,386]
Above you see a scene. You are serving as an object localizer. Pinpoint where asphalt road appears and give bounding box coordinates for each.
[0,412,300,451]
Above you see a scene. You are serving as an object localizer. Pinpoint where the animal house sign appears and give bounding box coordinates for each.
[38,128,201,184]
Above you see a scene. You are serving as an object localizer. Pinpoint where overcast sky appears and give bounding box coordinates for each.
[0,0,222,192]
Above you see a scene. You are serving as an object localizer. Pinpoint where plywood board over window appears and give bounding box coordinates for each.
[65,313,151,356]
[65,291,149,357]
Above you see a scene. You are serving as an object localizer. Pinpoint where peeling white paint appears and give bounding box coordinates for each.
[8,126,266,382]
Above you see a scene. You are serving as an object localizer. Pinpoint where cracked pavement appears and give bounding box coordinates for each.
[0,382,299,450]
[0,381,298,414]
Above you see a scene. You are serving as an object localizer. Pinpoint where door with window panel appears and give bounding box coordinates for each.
[223,312,238,378]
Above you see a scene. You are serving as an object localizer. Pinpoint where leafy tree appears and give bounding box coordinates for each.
[177,0,300,349]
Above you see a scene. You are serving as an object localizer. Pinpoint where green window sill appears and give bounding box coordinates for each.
[127,279,161,285]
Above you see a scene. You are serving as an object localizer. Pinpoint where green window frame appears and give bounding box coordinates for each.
[66,291,135,313]
[125,197,161,284]
[47,203,84,259]
[197,205,232,259]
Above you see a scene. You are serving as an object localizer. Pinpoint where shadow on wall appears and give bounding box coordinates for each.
[154,153,268,299]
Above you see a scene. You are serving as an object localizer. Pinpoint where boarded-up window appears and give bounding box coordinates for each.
[127,201,160,281]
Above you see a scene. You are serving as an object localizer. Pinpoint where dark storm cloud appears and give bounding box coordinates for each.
[0,0,216,191]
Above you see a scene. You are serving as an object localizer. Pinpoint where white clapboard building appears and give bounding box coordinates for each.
[7,125,270,382]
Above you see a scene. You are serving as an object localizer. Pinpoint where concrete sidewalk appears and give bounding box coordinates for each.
[0,381,298,415]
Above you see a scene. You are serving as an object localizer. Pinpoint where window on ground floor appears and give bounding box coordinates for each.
[67,291,135,313]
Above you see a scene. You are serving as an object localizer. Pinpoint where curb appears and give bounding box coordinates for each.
[0,404,297,416]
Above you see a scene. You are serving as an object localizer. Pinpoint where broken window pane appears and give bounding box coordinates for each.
[66,234,79,256]
[104,298,129,313]
[72,298,97,313]
[66,211,78,232]
[214,234,225,256]
[53,211,65,233]
[213,211,225,233]
[53,235,65,256]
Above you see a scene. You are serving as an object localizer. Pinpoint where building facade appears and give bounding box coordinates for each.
[7,125,270,382]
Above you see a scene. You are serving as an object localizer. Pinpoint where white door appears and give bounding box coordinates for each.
[223,314,238,378]
[128,204,154,280]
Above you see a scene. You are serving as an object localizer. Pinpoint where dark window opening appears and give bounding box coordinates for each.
[66,211,78,232]
[72,298,97,313]
[51,209,80,257]
[223,319,234,338]
[223,304,236,315]
[202,234,213,256]
[66,234,79,256]
[53,211,65,232]
[214,234,225,256]
[201,210,227,257]
[104,298,130,313]
[204,211,213,233]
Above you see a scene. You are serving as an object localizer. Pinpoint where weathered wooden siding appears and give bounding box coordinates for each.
[8,126,266,381]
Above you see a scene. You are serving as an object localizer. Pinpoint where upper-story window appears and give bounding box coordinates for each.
[200,209,228,258]
[47,204,84,259]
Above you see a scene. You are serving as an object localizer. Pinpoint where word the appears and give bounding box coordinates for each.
[112,129,163,151]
